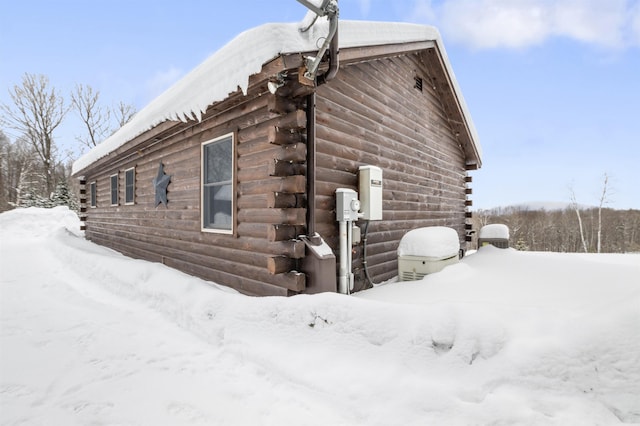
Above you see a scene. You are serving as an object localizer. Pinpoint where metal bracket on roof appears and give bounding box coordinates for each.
[297,0,332,17]
[296,0,339,82]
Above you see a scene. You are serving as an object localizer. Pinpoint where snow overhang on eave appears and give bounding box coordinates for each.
[72,19,482,176]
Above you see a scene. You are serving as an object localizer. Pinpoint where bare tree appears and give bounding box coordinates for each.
[1,136,43,208]
[0,73,67,195]
[71,85,136,150]
[0,130,9,211]
[477,204,639,253]
[71,84,111,148]
[569,185,589,253]
[113,100,136,128]
[596,173,611,253]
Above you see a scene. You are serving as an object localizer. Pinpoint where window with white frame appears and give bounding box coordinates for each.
[90,181,97,208]
[125,167,135,205]
[201,133,234,233]
[110,174,118,206]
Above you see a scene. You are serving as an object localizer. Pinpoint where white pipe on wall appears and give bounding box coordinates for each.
[338,220,349,294]
[336,187,359,295]
[346,220,353,294]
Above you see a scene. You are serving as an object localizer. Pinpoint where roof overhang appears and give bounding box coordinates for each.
[72,20,481,176]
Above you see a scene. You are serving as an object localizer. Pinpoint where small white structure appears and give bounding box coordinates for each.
[397,226,460,281]
[478,224,510,249]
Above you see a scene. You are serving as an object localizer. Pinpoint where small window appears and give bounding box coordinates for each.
[110,174,118,206]
[201,133,234,233]
[90,181,97,208]
[125,167,135,205]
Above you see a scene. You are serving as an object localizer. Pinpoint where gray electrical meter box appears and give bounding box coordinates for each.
[358,165,383,220]
[336,188,360,222]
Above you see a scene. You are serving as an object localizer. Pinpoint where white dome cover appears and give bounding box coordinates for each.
[479,224,510,239]
[397,226,460,259]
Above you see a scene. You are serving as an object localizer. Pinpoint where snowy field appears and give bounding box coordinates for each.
[1,207,639,425]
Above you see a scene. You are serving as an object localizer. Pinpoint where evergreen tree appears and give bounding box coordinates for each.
[14,163,48,208]
[50,179,78,211]
[17,185,48,207]
[514,239,529,251]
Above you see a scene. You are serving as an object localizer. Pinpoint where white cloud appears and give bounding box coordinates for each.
[417,0,640,49]
[408,0,437,23]
[551,0,628,47]
[630,1,640,45]
[439,0,550,48]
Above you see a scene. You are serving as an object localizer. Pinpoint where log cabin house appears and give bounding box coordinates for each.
[72,18,482,296]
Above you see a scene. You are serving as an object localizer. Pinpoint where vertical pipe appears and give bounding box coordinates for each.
[316,21,339,86]
[338,220,348,294]
[306,93,317,239]
[346,220,353,294]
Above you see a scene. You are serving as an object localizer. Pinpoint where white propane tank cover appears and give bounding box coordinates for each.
[479,224,510,240]
[398,226,460,259]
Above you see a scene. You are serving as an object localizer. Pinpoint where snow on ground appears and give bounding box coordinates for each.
[1,207,639,425]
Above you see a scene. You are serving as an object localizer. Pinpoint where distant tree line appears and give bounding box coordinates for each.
[0,129,76,211]
[0,73,136,212]
[473,205,640,253]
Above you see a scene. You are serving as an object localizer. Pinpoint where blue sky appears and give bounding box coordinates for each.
[2,0,639,209]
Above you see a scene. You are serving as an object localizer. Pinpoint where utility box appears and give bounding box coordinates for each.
[398,255,459,281]
[300,234,337,294]
[336,188,360,222]
[478,224,510,249]
[397,226,460,281]
[358,165,383,221]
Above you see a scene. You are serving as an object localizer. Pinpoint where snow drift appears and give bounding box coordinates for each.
[1,207,639,425]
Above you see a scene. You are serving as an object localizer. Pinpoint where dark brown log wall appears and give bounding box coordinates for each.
[80,48,474,296]
[82,85,308,296]
[315,51,469,290]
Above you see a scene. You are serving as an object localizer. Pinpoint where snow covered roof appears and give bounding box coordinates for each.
[72,18,480,175]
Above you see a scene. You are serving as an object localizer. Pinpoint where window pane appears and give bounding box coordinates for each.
[202,135,234,232]
[203,184,232,229]
[110,175,118,205]
[204,137,232,184]
[90,182,96,207]
[125,169,135,203]
[125,185,134,203]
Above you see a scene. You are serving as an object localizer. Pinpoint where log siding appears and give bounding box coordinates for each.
[315,51,468,290]
[82,82,309,296]
[77,42,478,296]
